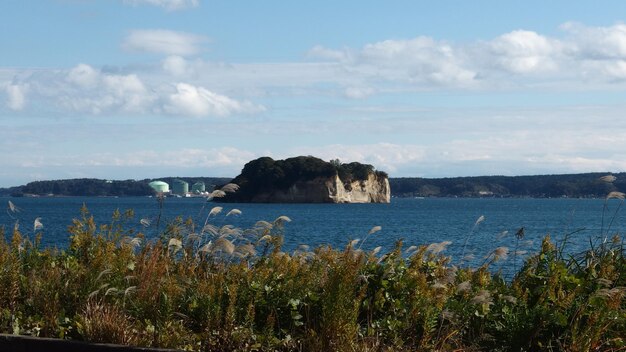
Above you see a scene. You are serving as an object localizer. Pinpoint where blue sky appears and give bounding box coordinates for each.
[2,0,626,186]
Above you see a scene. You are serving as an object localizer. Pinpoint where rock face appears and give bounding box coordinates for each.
[220,156,391,203]
[243,173,390,203]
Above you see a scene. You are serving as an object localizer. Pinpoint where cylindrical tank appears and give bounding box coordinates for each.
[148,180,170,193]
[191,181,206,194]
[172,179,189,195]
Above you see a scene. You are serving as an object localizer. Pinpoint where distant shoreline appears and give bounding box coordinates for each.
[1,171,623,199]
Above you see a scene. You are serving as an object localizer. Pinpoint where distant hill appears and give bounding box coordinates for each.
[389,172,624,198]
[1,172,623,198]
[6,177,232,197]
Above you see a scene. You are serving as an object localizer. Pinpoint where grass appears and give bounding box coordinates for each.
[0,201,624,351]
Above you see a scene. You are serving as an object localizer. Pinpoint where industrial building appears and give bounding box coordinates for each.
[172,179,189,195]
[191,181,206,194]
[148,180,169,193]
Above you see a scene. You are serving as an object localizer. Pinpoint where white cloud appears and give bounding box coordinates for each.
[344,86,375,99]
[307,45,350,61]
[562,22,626,60]
[14,146,255,170]
[2,64,265,117]
[162,55,190,76]
[305,23,626,90]
[123,29,207,56]
[290,143,427,173]
[122,0,199,11]
[484,30,560,74]
[7,22,626,118]
[57,64,155,114]
[67,63,99,88]
[164,83,265,117]
[310,36,479,88]
[5,83,27,111]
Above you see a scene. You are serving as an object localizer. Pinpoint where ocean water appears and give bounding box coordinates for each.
[1,196,623,275]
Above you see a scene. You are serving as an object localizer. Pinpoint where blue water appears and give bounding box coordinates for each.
[1,196,623,275]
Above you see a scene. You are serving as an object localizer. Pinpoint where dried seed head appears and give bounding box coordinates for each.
[594,287,625,299]
[168,238,182,252]
[208,206,223,217]
[600,175,617,183]
[226,209,242,216]
[199,242,212,253]
[463,254,475,261]
[7,200,20,213]
[236,243,257,257]
[368,225,382,235]
[431,282,447,290]
[493,246,509,261]
[501,295,517,304]
[606,191,625,200]
[33,217,43,232]
[255,220,273,229]
[475,215,486,226]
[441,309,457,321]
[596,278,613,288]
[471,290,493,305]
[202,224,219,236]
[214,237,235,254]
[274,215,292,224]
[209,190,226,199]
[221,183,240,193]
[105,287,120,296]
[426,241,452,254]
[404,245,418,254]
[456,281,472,293]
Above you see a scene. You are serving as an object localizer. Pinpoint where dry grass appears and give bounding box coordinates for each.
[0,202,624,351]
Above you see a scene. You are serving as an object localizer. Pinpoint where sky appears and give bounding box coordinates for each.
[2,1,626,187]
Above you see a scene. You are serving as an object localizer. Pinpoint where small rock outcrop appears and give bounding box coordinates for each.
[220,156,390,203]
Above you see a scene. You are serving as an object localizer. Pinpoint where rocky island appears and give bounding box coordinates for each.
[220,156,390,203]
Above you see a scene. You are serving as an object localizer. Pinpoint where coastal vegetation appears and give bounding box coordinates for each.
[2,171,626,199]
[390,172,623,198]
[0,201,624,351]
[5,177,231,197]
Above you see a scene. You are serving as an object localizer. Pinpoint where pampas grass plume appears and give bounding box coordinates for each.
[34,217,43,232]
[606,191,625,200]
[214,237,235,254]
[209,206,223,217]
[226,209,242,216]
[600,175,617,183]
[368,225,382,235]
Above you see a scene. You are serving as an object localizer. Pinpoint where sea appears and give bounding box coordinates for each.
[1,196,624,277]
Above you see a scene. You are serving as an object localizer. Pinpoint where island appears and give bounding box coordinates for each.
[218,156,391,203]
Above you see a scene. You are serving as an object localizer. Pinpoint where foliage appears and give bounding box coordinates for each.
[6,171,626,198]
[13,177,231,197]
[0,206,624,351]
[391,172,626,198]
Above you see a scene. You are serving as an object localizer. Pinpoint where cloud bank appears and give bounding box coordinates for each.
[5,23,626,116]
[2,64,263,117]
[122,0,199,11]
[123,29,208,56]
